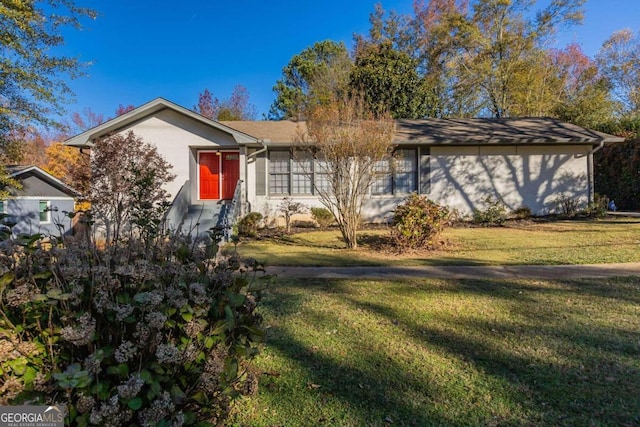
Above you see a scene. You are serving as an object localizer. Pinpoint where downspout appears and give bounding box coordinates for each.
[587,141,605,204]
[244,139,267,215]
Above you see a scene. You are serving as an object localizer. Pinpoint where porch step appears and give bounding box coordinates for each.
[181,203,229,237]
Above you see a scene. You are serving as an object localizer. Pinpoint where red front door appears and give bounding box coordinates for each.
[221,152,240,199]
[199,152,220,199]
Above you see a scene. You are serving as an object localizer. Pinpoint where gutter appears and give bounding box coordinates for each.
[587,141,605,204]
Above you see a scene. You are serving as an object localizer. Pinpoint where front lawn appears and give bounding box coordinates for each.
[230,276,640,426]
[228,218,640,266]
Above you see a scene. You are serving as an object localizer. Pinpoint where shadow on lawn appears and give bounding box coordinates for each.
[255,277,640,426]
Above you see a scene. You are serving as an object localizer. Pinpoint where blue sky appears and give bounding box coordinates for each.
[59,0,639,121]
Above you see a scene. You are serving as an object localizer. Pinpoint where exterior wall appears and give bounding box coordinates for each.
[120,109,239,202]
[244,144,592,224]
[5,197,76,236]
[429,144,591,216]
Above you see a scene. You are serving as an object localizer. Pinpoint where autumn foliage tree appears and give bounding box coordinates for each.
[298,95,395,249]
[90,131,175,244]
[194,85,257,120]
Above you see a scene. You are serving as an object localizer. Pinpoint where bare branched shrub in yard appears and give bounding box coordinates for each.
[297,94,394,248]
[391,193,449,250]
[278,197,307,233]
[554,193,581,217]
[0,209,267,425]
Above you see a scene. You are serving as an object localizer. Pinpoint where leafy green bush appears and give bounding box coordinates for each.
[310,207,335,228]
[390,193,449,250]
[0,218,267,425]
[238,212,263,238]
[583,193,609,218]
[512,206,532,219]
[472,196,508,225]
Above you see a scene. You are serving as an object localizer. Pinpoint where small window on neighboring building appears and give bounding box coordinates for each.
[39,200,50,223]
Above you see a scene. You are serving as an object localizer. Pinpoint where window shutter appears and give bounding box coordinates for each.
[255,151,266,196]
[420,148,431,194]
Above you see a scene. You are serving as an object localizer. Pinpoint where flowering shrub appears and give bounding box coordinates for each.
[0,221,268,425]
[390,193,450,250]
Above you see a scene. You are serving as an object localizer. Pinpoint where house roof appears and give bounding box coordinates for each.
[223,117,623,145]
[64,97,259,148]
[394,117,624,145]
[63,97,623,148]
[219,120,307,144]
[6,165,81,197]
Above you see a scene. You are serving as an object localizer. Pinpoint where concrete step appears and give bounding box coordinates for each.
[181,203,230,237]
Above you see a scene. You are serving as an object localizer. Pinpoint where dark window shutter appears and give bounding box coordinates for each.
[255,151,266,196]
[420,148,430,194]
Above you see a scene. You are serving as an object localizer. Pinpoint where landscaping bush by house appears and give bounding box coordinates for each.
[238,212,263,238]
[472,196,508,225]
[310,207,335,228]
[390,193,450,250]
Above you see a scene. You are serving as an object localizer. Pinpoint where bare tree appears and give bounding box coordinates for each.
[297,95,395,249]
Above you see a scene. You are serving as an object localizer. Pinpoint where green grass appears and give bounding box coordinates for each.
[228,218,640,266]
[230,276,640,426]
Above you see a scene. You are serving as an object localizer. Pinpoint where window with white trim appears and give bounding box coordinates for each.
[39,200,50,223]
[314,156,331,194]
[372,149,417,195]
[292,151,313,194]
[269,151,290,195]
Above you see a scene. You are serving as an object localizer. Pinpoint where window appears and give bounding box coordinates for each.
[292,151,313,194]
[267,149,418,196]
[39,200,50,223]
[394,149,417,194]
[269,151,290,195]
[372,149,417,195]
[372,159,393,195]
[314,156,331,193]
[0,200,5,214]
[268,150,322,196]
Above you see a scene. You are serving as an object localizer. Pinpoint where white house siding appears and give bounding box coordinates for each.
[429,144,591,215]
[119,109,239,202]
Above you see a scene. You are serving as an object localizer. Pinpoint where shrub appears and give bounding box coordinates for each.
[390,193,449,250]
[0,214,267,425]
[472,196,508,225]
[238,212,263,238]
[278,197,307,233]
[583,193,609,218]
[554,194,581,217]
[310,207,335,228]
[512,206,532,220]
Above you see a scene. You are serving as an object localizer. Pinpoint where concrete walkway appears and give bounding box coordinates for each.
[265,262,640,280]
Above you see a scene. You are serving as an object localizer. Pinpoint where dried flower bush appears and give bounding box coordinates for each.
[0,216,267,426]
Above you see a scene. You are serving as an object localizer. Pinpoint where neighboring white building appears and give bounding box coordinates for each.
[65,98,623,230]
[2,166,80,236]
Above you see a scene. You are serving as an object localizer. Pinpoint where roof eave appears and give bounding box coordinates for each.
[63,97,259,147]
